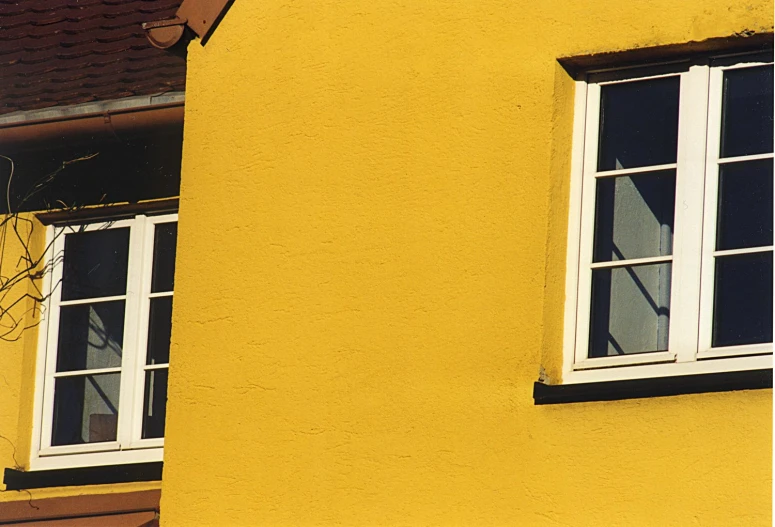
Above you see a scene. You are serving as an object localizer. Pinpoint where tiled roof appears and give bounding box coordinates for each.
[0,0,186,116]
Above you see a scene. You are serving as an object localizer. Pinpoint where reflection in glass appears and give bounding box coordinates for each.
[52,373,120,446]
[589,263,672,357]
[712,252,773,347]
[151,223,177,293]
[142,369,168,439]
[720,65,774,158]
[598,76,680,171]
[62,228,130,301]
[716,159,773,251]
[593,171,675,262]
[56,301,124,372]
[146,297,173,365]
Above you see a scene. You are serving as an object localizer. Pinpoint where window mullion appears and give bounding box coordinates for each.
[669,64,711,362]
[697,66,725,354]
[116,215,147,447]
[129,215,157,445]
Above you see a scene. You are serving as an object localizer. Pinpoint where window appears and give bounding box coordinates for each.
[31,213,177,469]
[563,52,773,384]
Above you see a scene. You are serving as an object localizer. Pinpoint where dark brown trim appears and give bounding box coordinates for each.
[559,32,774,78]
[36,199,179,226]
[3,462,163,491]
[533,368,772,405]
[0,103,184,151]
[0,489,160,524]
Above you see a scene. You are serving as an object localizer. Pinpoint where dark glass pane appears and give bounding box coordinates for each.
[142,369,168,439]
[712,252,773,347]
[56,301,124,372]
[151,223,177,293]
[720,65,774,158]
[62,228,130,301]
[52,373,120,446]
[598,76,680,171]
[146,296,173,365]
[593,170,675,262]
[716,159,773,250]
[589,263,671,357]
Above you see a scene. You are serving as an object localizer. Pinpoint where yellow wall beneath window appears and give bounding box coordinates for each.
[162,1,773,525]
[0,215,161,502]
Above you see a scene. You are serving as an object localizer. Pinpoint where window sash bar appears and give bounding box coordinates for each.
[717,152,774,164]
[697,342,773,360]
[573,350,676,371]
[148,291,174,299]
[589,255,673,269]
[52,367,123,377]
[593,71,683,86]
[58,294,127,307]
[39,441,122,457]
[712,246,774,257]
[593,162,677,178]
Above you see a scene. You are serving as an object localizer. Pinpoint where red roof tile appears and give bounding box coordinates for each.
[0,0,185,115]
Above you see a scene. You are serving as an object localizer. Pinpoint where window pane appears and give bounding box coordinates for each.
[593,170,675,262]
[720,65,774,158]
[589,263,671,357]
[142,369,168,439]
[712,252,773,347]
[52,373,120,446]
[62,228,130,301]
[151,222,177,293]
[598,76,680,171]
[56,301,124,372]
[147,296,172,365]
[716,159,773,250]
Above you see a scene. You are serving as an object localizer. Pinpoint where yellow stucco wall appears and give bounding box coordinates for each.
[161,1,773,525]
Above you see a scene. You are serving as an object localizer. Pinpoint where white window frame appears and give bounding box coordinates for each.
[30,212,177,470]
[562,53,773,385]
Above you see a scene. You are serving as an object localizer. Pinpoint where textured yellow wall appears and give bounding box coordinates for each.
[162,1,773,525]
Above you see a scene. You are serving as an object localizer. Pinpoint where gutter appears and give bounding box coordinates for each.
[0,101,184,152]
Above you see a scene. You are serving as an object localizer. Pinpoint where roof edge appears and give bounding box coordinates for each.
[0,92,185,127]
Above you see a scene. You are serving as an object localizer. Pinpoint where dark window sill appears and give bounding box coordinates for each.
[533,368,772,405]
[3,462,162,491]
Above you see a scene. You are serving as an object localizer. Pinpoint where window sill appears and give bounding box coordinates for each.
[533,368,772,405]
[3,461,163,490]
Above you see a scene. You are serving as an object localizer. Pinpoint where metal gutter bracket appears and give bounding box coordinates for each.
[142,0,233,49]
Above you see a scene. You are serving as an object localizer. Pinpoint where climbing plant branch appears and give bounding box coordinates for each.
[0,154,98,341]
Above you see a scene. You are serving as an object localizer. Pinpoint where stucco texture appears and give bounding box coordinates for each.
[162,1,773,525]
